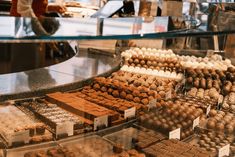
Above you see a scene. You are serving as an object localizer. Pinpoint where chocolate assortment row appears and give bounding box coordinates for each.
[0,105,52,146]
[74,87,141,115]
[121,65,183,80]
[121,48,176,61]
[61,136,144,157]
[121,48,234,71]
[92,77,160,105]
[19,100,88,135]
[175,95,217,113]
[111,149,145,157]
[222,92,235,113]
[142,139,212,157]
[132,128,166,150]
[124,54,182,73]
[110,71,177,93]
[185,67,235,95]
[179,54,232,70]
[24,136,145,157]
[105,127,166,152]
[195,130,234,155]
[46,92,120,123]
[92,77,176,106]
[187,87,221,101]
[139,101,203,139]
[0,105,36,137]
[24,146,75,157]
[206,109,235,135]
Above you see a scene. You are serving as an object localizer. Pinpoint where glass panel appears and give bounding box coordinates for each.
[0,2,235,42]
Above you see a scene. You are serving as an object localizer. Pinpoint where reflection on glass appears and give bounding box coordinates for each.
[0,17,15,37]
[0,13,235,41]
[31,17,60,36]
[103,18,142,35]
[54,18,98,36]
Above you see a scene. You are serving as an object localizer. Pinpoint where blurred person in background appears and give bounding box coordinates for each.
[10,0,66,17]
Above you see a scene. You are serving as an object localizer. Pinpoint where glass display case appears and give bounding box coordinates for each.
[0,1,235,157]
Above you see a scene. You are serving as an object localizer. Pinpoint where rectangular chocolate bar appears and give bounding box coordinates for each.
[46,92,120,122]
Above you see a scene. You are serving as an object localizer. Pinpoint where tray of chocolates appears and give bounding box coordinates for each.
[174,94,217,114]
[6,142,59,157]
[103,126,166,150]
[111,149,145,157]
[185,67,235,96]
[16,99,91,139]
[70,87,141,119]
[187,87,221,102]
[139,101,204,140]
[222,92,235,113]
[0,104,52,147]
[91,77,175,106]
[110,71,178,97]
[187,128,235,157]
[23,145,145,157]
[59,135,145,157]
[120,65,184,81]
[203,109,235,135]
[23,146,76,157]
[46,92,121,127]
[121,48,183,73]
[8,135,144,157]
[142,139,212,157]
[58,135,116,157]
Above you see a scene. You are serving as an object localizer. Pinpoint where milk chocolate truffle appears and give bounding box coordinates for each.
[150,84,157,90]
[108,88,113,94]
[133,97,141,103]
[148,96,154,102]
[93,83,100,90]
[120,91,127,98]
[133,58,139,64]
[194,79,200,88]
[140,60,145,65]
[140,93,148,98]
[112,90,120,97]
[147,61,152,66]
[156,102,161,108]
[101,86,107,92]
[133,90,140,97]
[126,94,134,101]
[200,78,206,89]
[216,123,225,132]
[225,125,234,134]
[207,120,215,129]
[209,109,217,117]
[128,58,133,64]
[141,98,149,105]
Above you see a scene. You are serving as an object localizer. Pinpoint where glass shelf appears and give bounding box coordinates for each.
[0,11,235,42]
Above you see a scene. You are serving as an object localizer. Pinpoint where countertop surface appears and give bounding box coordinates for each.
[0,50,120,101]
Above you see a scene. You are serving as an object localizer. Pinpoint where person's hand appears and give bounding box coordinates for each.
[47,4,67,14]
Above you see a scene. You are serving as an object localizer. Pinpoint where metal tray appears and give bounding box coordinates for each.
[58,135,115,157]
[103,123,167,150]
[185,127,234,157]
[5,141,57,157]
